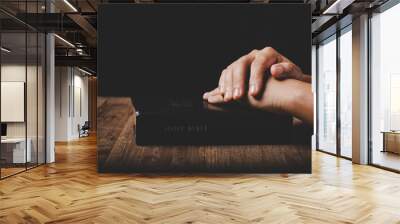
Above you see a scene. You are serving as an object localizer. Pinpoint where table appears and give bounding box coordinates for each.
[382,131,400,154]
[1,138,32,164]
[97,97,311,173]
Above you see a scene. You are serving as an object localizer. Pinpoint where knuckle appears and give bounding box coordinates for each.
[238,55,251,67]
[249,49,259,55]
[262,46,276,54]
[254,53,267,63]
[237,55,247,63]
[287,63,295,72]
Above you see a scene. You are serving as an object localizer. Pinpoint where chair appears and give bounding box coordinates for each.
[79,121,90,138]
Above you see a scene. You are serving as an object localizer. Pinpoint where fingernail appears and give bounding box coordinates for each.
[233,88,240,98]
[203,92,208,99]
[249,85,256,95]
[224,89,232,101]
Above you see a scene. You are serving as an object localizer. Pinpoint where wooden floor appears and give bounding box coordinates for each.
[372,150,400,171]
[1,167,26,178]
[1,136,400,223]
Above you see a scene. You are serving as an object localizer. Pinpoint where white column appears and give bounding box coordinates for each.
[45,1,56,163]
[46,32,55,163]
[311,45,317,150]
[55,67,73,141]
[352,14,369,164]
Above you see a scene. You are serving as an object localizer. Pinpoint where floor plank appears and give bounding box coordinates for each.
[1,135,400,223]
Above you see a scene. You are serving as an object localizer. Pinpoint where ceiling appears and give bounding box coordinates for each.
[0,0,391,74]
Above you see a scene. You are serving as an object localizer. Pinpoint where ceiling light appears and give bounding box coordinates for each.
[1,47,11,53]
[78,67,93,76]
[76,49,85,55]
[54,34,75,48]
[63,0,78,12]
[323,0,354,15]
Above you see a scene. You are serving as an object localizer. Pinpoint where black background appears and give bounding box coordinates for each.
[98,3,311,101]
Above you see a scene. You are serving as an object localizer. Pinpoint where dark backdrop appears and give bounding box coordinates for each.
[98,3,311,101]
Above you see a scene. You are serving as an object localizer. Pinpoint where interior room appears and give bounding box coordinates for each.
[370,3,400,171]
[0,0,400,223]
[0,14,46,178]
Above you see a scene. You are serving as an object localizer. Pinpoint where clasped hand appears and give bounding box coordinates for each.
[203,47,313,125]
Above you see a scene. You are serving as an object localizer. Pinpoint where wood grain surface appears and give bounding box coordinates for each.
[97,97,311,173]
[2,136,400,223]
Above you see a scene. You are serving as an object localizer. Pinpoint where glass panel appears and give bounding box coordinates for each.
[38,32,45,165]
[371,4,400,171]
[27,30,38,169]
[26,0,39,169]
[1,30,28,177]
[0,1,46,179]
[317,36,337,154]
[339,28,352,158]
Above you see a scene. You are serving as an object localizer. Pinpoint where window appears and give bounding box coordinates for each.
[317,35,337,154]
[370,2,400,171]
[0,1,47,179]
[339,27,352,158]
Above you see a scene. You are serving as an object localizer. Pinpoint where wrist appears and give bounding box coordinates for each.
[286,80,312,119]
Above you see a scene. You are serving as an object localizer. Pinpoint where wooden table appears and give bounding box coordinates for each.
[97,97,311,173]
[381,131,400,154]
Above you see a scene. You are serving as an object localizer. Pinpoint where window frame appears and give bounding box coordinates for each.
[367,0,400,173]
[0,1,48,180]
[315,23,353,160]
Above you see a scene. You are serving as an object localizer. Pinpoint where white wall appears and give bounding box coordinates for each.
[55,66,70,141]
[72,73,89,138]
[1,82,25,122]
[1,63,46,164]
[1,65,27,140]
[55,67,89,141]
[1,65,42,137]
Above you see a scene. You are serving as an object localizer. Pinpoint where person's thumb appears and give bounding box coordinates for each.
[270,62,308,82]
